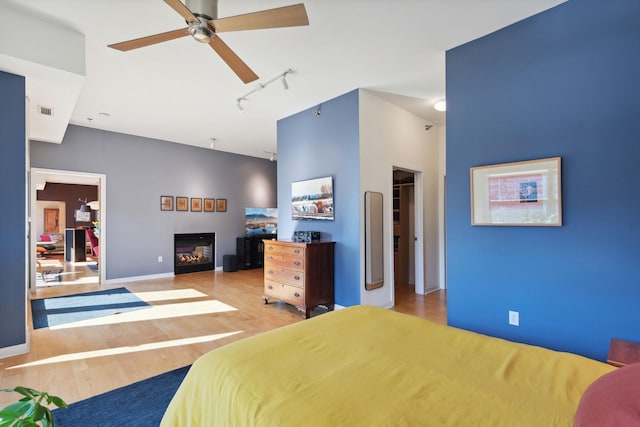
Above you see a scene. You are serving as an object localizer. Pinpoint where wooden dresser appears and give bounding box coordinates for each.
[263,240,335,318]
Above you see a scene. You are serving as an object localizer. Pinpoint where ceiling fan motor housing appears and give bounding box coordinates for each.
[185,0,218,20]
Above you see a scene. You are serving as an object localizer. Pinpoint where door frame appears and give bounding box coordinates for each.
[29,168,107,292]
[391,166,425,295]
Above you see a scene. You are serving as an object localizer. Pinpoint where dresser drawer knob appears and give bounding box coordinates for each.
[268,285,273,290]
[294,249,300,254]
[267,246,273,251]
[294,275,301,281]
[267,270,274,275]
[294,292,300,298]
[268,256,273,261]
[294,261,301,266]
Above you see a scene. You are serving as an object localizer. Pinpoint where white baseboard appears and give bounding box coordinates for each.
[0,342,29,359]
[103,272,175,285]
[424,285,442,295]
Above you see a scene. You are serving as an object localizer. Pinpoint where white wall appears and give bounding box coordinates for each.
[358,90,441,308]
[438,126,447,290]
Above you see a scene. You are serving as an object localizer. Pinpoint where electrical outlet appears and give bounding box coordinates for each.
[509,310,519,326]
[158,256,163,263]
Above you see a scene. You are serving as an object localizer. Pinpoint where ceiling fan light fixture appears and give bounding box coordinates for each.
[189,20,214,43]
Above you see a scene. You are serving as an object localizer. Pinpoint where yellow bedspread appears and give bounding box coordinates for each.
[161,305,613,426]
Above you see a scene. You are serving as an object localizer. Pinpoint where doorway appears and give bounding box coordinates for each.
[392,167,425,296]
[30,168,106,291]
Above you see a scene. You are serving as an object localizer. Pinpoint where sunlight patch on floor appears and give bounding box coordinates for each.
[48,299,238,330]
[132,288,208,302]
[58,275,99,286]
[9,331,242,369]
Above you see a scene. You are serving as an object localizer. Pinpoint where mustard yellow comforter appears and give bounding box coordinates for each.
[161,305,613,426]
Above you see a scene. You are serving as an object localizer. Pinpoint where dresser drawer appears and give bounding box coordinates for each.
[264,267,305,287]
[264,243,305,258]
[264,254,305,271]
[264,280,305,306]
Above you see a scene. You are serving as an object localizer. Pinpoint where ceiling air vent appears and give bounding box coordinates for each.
[38,106,54,116]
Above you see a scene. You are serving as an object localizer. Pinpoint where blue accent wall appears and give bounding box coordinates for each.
[277,90,361,306]
[446,0,640,361]
[0,71,26,348]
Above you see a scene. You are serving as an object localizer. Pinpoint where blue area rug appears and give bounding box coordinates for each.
[53,365,190,427]
[87,263,99,273]
[30,287,150,329]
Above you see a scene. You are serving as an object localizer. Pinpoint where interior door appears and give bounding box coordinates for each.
[44,208,59,234]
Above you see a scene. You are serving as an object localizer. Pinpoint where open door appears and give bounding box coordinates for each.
[392,167,425,295]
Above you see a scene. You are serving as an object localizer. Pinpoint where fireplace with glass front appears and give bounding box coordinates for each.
[174,233,215,274]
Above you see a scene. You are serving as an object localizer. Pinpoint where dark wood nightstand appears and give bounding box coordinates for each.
[607,338,640,367]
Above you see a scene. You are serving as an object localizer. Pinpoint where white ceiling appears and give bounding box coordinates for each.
[1,0,565,160]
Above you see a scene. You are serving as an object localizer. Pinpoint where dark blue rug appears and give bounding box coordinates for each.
[87,263,99,273]
[30,287,150,329]
[53,365,190,427]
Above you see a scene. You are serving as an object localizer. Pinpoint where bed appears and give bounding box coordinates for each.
[161,305,619,426]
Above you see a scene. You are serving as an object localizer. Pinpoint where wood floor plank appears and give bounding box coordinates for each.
[0,268,446,407]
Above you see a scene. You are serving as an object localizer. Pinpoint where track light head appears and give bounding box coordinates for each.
[236,100,244,112]
[281,76,289,90]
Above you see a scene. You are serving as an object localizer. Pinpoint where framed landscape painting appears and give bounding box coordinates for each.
[291,176,334,220]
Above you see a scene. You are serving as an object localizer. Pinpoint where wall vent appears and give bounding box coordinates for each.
[38,106,54,116]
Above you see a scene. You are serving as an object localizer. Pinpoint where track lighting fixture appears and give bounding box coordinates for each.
[264,151,277,162]
[235,69,293,111]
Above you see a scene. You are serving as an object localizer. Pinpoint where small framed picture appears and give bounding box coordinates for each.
[191,198,202,212]
[160,196,174,211]
[176,197,188,211]
[204,198,215,212]
[216,198,227,212]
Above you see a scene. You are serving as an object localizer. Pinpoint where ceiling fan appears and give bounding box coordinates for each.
[108,0,309,84]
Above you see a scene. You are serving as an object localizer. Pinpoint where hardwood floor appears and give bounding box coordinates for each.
[0,269,446,407]
[36,254,99,288]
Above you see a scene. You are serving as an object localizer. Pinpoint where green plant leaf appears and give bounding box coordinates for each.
[48,396,67,409]
[12,387,36,399]
[2,401,33,418]
[0,406,20,418]
[43,410,54,426]
[32,405,45,422]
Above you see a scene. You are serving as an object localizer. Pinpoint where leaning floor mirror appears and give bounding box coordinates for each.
[364,191,383,290]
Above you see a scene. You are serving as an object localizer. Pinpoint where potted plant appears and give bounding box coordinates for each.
[0,387,67,426]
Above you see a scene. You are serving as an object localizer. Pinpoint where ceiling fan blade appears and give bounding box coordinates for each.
[209,36,258,84]
[108,28,190,51]
[163,0,199,23]
[210,3,309,33]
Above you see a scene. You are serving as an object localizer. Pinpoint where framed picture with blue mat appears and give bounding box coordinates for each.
[30,287,150,329]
